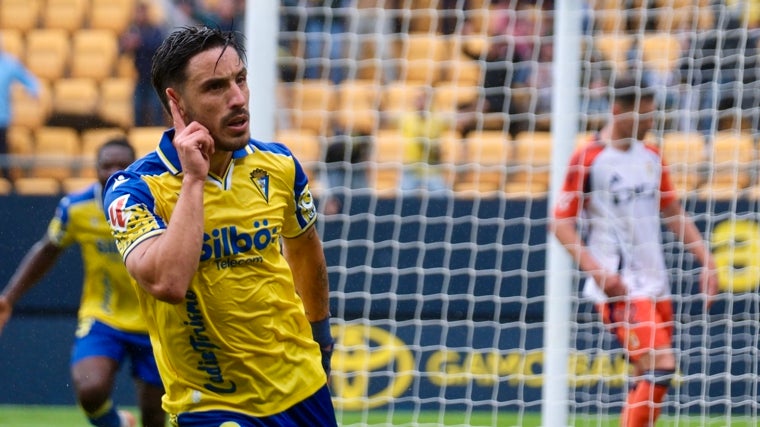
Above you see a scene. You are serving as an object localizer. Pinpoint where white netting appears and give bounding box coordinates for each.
[276,1,759,426]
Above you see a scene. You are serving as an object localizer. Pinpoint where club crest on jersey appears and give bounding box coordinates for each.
[250,168,270,202]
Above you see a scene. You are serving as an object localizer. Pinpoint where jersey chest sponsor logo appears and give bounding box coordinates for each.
[199,220,277,262]
[608,172,658,206]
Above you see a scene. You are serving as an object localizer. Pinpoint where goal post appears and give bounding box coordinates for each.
[541,0,582,426]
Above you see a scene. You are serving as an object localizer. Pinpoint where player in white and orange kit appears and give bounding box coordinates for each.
[551,77,719,427]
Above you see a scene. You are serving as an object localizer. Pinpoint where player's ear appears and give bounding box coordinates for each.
[166,88,183,115]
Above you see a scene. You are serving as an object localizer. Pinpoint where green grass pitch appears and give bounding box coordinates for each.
[0,405,755,426]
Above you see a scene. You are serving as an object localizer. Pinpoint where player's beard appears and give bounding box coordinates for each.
[188,107,250,152]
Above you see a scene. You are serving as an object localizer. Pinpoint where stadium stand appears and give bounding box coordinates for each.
[31,126,81,181]
[70,29,120,81]
[0,29,24,60]
[89,0,135,34]
[13,177,61,195]
[98,78,136,129]
[51,78,100,117]
[42,0,89,34]
[10,80,52,129]
[24,28,70,81]
[0,0,41,33]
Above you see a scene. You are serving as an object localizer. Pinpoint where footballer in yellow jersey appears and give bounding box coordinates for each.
[48,185,145,332]
[104,26,336,426]
[0,139,165,427]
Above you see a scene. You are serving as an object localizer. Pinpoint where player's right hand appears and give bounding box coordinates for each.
[0,296,13,335]
[169,98,214,182]
[597,272,627,298]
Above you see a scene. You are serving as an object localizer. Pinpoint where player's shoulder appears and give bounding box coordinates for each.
[249,139,294,157]
[60,182,99,207]
[570,134,606,166]
[641,140,664,157]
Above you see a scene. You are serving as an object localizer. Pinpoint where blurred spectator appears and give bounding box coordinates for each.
[303,0,352,84]
[0,40,40,180]
[399,87,451,192]
[460,0,543,137]
[121,2,167,127]
[346,0,399,83]
[439,0,470,35]
[160,0,215,32]
[678,10,757,137]
[207,0,245,33]
[580,47,613,131]
[521,39,553,131]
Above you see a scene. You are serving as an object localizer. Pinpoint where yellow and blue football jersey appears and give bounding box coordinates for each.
[48,183,147,333]
[103,130,325,418]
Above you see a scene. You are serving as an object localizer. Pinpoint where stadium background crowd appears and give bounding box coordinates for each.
[0,0,757,202]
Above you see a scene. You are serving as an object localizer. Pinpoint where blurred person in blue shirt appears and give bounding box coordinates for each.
[0,39,40,180]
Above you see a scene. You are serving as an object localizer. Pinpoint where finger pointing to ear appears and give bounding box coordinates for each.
[169,98,186,134]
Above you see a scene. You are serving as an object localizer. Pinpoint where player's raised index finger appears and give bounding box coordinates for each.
[169,98,186,133]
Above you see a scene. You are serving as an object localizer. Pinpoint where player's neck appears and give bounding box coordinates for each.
[210,152,234,178]
[605,125,635,151]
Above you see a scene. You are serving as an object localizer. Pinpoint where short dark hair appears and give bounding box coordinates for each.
[97,137,136,163]
[151,26,247,114]
[612,74,656,108]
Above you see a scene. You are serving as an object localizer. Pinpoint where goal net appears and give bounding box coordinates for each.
[275,1,759,425]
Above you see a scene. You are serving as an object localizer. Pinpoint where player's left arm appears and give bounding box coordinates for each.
[282,225,334,375]
[661,199,719,308]
[283,225,330,321]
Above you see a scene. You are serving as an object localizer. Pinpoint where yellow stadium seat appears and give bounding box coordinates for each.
[380,82,427,129]
[275,129,323,165]
[334,80,382,135]
[454,130,510,195]
[591,0,627,33]
[432,83,480,117]
[595,33,635,75]
[505,131,552,198]
[128,126,166,157]
[70,29,120,81]
[80,127,128,177]
[32,127,81,181]
[275,128,324,184]
[659,131,706,198]
[371,129,405,195]
[697,132,755,200]
[397,35,449,85]
[24,29,71,81]
[0,177,13,195]
[89,0,135,34]
[0,0,41,32]
[641,34,682,75]
[14,177,62,196]
[11,81,53,129]
[99,78,136,129]
[443,57,482,88]
[42,0,88,33]
[408,0,439,33]
[62,177,96,193]
[52,78,100,117]
[0,30,24,60]
[6,126,34,180]
[288,80,337,137]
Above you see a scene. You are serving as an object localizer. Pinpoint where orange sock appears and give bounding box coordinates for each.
[620,381,668,427]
